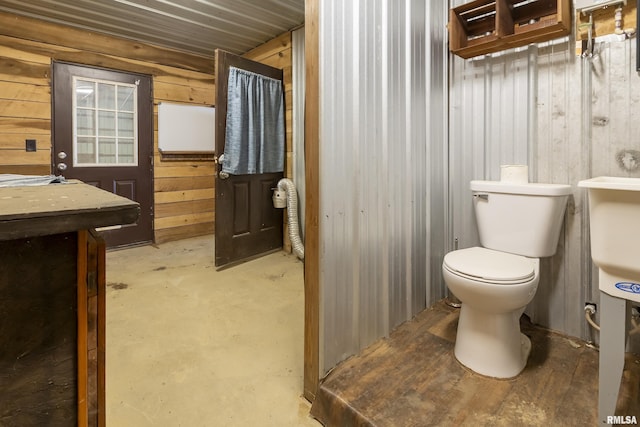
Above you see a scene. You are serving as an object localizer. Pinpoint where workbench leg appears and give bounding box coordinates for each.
[599,291,630,426]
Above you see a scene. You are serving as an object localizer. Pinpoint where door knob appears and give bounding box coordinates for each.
[215,153,229,179]
[56,163,67,171]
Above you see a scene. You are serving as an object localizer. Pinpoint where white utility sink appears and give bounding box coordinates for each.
[578,176,640,425]
[578,176,640,303]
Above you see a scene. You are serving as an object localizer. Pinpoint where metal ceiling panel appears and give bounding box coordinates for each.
[0,0,304,57]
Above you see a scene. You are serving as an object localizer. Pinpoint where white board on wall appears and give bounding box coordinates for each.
[158,103,215,153]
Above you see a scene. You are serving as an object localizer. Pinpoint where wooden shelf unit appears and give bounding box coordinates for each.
[449,0,571,59]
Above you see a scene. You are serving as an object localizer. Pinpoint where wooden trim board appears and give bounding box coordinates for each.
[304,0,320,402]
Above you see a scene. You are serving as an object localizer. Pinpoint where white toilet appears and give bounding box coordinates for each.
[443,179,571,378]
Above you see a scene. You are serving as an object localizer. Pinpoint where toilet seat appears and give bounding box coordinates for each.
[443,247,535,285]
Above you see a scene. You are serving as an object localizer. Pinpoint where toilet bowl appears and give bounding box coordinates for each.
[443,247,540,378]
[443,178,571,378]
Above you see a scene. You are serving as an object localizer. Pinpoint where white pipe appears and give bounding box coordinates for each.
[585,305,601,331]
[631,307,640,335]
[584,304,640,335]
[276,178,304,260]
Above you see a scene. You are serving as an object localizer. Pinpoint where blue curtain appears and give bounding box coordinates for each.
[222,67,285,175]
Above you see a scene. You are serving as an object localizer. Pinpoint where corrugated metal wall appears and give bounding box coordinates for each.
[317,0,448,374]
[316,0,640,376]
[449,0,640,344]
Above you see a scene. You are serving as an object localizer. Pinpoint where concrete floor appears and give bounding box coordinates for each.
[105,235,320,426]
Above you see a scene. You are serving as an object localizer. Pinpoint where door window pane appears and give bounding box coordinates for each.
[118,112,134,137]
[98,111,116,137]
[118,139,135,164]
[98,83,116,109]
[77,136,96,163]
[98,138,116,163]
[76,81,95,108]
[118,86,135,111]
[76,109,95,135]
[73,77,138,166]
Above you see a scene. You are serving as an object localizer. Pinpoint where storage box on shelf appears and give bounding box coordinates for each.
[449,0,571,59]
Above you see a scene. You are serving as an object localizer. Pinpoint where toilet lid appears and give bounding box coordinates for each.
[443,247,535,283]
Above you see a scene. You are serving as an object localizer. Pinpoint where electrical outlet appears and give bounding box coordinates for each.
[25,139,36,152]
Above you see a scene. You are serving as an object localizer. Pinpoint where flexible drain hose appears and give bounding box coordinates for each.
[277,178,304,260]
[584,305,600,332]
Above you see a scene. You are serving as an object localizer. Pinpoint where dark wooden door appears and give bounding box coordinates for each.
[52,62,154,248]
[214,50,283,268]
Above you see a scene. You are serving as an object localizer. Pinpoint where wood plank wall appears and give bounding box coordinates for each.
[152,73,216,243]
[0,11,295,245]
[0,31,52,176]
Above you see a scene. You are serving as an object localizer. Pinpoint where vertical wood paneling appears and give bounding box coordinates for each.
[303,0,320,400]
[318,0,448,375]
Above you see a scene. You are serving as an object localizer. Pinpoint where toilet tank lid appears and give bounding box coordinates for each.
[471,180,572,196]
[444,247,535,282]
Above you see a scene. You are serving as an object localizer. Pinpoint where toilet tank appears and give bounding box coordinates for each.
[471,180,572,257]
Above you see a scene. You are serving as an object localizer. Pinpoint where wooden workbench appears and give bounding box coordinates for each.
[0,181,139,426]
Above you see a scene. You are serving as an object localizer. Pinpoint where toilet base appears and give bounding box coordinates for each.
[454,303,531,379]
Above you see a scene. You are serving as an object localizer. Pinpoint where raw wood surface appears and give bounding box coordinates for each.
[0,233,78,425]
[0,182,139,240]
[311,301,640,426]
[77,230,89,427]
[304,0,320,402]
[450,0,571,58]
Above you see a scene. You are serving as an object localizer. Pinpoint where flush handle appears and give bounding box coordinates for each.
[474,193,489,201]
